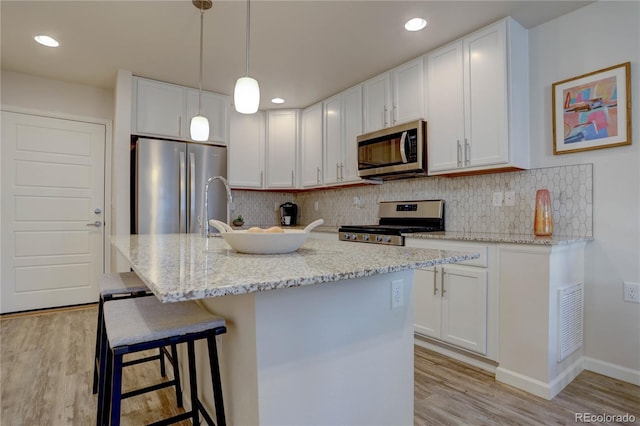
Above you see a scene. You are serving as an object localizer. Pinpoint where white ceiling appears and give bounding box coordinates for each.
[1,0,592,111]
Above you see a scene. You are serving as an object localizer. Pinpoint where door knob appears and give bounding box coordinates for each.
[94,208,102,214]
[86,221,102,227]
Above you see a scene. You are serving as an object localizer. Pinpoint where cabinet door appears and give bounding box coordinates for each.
[464,21,508,168]
[133,78,185,138]
[301,103,323,188]
[266,110,298,189]
[440,265,488,354]
[413,267,442,339]
[362,73,391,133]
[426,42,464,174]
[392,57,425,126]
[341,85,363,183]
[229,110,265,188]
[186,90,229,144]
[323,94,342,185]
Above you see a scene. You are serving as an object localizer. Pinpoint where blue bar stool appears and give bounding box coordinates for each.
[97,295,227,426]
[92,272,173,395]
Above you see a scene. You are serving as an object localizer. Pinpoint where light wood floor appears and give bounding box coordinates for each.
[1,305,638,425]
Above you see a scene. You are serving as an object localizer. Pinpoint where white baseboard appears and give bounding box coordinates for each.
[495,357,584,400]
[583,356,640,386]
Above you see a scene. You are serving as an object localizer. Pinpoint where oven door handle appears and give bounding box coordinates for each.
[399,131,408,164]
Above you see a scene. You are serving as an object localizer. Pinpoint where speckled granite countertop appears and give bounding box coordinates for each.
[110,234,479,302]
[406,231,592,245]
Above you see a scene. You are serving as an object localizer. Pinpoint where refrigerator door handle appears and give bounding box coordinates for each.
[190,151,196,232]
[179,151,187,232]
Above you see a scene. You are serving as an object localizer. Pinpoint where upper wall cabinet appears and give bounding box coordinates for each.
[324,85,363,185]
[266,110,299,189]
[301,102,324,188]
[426,17,529,175]
[132,77,230,145]
[362,56,425,133]
[229,110,265,189]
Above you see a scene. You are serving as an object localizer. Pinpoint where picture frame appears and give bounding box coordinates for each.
[552,62,631,155]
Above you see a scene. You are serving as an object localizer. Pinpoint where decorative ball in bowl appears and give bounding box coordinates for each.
[209,219,324,254]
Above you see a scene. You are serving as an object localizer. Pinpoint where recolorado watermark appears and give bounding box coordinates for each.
[575,412,636,423]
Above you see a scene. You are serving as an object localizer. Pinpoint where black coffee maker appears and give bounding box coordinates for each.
[279,202,298,226]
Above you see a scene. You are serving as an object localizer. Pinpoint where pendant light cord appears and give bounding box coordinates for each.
[198,4,204,114]
[245,0,250,77]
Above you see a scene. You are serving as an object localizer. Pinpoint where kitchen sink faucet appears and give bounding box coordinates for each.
[203,176,233,237]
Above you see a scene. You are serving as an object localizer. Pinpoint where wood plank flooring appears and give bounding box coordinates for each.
[2,305,638,425]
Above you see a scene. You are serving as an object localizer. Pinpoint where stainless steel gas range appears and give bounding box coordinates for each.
[338,200,445,246]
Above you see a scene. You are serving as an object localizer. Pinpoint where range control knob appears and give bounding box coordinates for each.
[384,236,392,243]
[375,235,383,242]
[362,234,370,241]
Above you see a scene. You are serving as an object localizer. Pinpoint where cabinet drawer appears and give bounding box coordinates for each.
[406,239,488,267]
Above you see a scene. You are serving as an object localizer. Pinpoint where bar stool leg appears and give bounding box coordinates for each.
[187,340,199,425]
[168,344,184,407]
[109,350,124,426]
[207,333,226,426]
[92,297,105,394]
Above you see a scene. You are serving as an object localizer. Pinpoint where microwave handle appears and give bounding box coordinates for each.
[399,131,408,163]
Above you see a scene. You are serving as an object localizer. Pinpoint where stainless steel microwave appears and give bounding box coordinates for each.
[357,120,427,179]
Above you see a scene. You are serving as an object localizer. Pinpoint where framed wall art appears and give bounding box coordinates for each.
[552,62,631,155]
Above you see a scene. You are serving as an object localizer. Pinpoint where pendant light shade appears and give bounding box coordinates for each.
[234,0,260,114]
[190,115,210,141]
[190,0,211,141]
[234,76,260,114]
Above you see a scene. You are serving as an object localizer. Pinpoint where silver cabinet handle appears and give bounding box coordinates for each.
[178,116,182,137]
[383,106,388,127]
[392,105,397,125]
[340,163,344,181]
[317,167,321,184]
[457,140,462,167]
[86,221,102,227]
[291,170,295,187]
[336,163,340,181]
[465,138,470,166]
[94,208,102,215]
[433,267,438,296]
[260,170,264,187]
[441,268,446,297]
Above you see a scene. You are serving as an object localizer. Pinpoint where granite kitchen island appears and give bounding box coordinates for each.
[111,233,478,425]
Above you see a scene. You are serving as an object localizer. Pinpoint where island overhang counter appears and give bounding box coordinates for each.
[111,233,479,425]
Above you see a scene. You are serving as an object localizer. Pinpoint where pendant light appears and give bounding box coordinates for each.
[234,0,260,114]
[190,0,212,141]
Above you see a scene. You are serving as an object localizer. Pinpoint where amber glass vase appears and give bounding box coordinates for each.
[534,189,553,236]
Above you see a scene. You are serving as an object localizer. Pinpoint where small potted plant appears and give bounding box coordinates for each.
[232,214,245,227]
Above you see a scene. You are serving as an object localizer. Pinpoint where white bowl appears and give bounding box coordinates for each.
[209,219,324,254]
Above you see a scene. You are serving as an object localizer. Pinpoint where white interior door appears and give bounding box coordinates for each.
[1,111,106,313]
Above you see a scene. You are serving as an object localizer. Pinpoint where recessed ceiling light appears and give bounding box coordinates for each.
[34,35,59,47]
[404,18,427,32]
[271,98,285,104]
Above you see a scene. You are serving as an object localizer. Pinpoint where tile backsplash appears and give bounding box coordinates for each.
[232,163,592,237]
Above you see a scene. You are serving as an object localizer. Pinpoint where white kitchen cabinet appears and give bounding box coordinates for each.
[186,89,229,144]
[363,56,424,133]
[266,110,299,189]
[414,265,488,355]
[301,102,324,188]
[133,77,185,139]
[228,110,265,189]
[324,85,363,185]
[407,238,497,359]
[426,17,529,175]
[132,76,229,144]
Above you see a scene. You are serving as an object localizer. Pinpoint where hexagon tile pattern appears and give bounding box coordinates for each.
[234,163,593,237]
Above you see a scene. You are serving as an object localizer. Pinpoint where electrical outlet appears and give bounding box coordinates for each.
[504,191,515,206]
[314,201,319,211]
[492,192,503,207]
[274,202,279,211]
[391,280,404,309]
[623,282,640,303]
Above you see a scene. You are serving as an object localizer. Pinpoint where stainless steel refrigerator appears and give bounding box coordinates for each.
[131,137,227,234]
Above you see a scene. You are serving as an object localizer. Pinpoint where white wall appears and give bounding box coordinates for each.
[1,71,113,119]
[528,1,640,379]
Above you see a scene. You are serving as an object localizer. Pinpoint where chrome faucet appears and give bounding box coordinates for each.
[203,176,233,237]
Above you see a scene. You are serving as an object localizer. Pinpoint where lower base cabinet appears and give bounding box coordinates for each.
[414,264,488,355]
